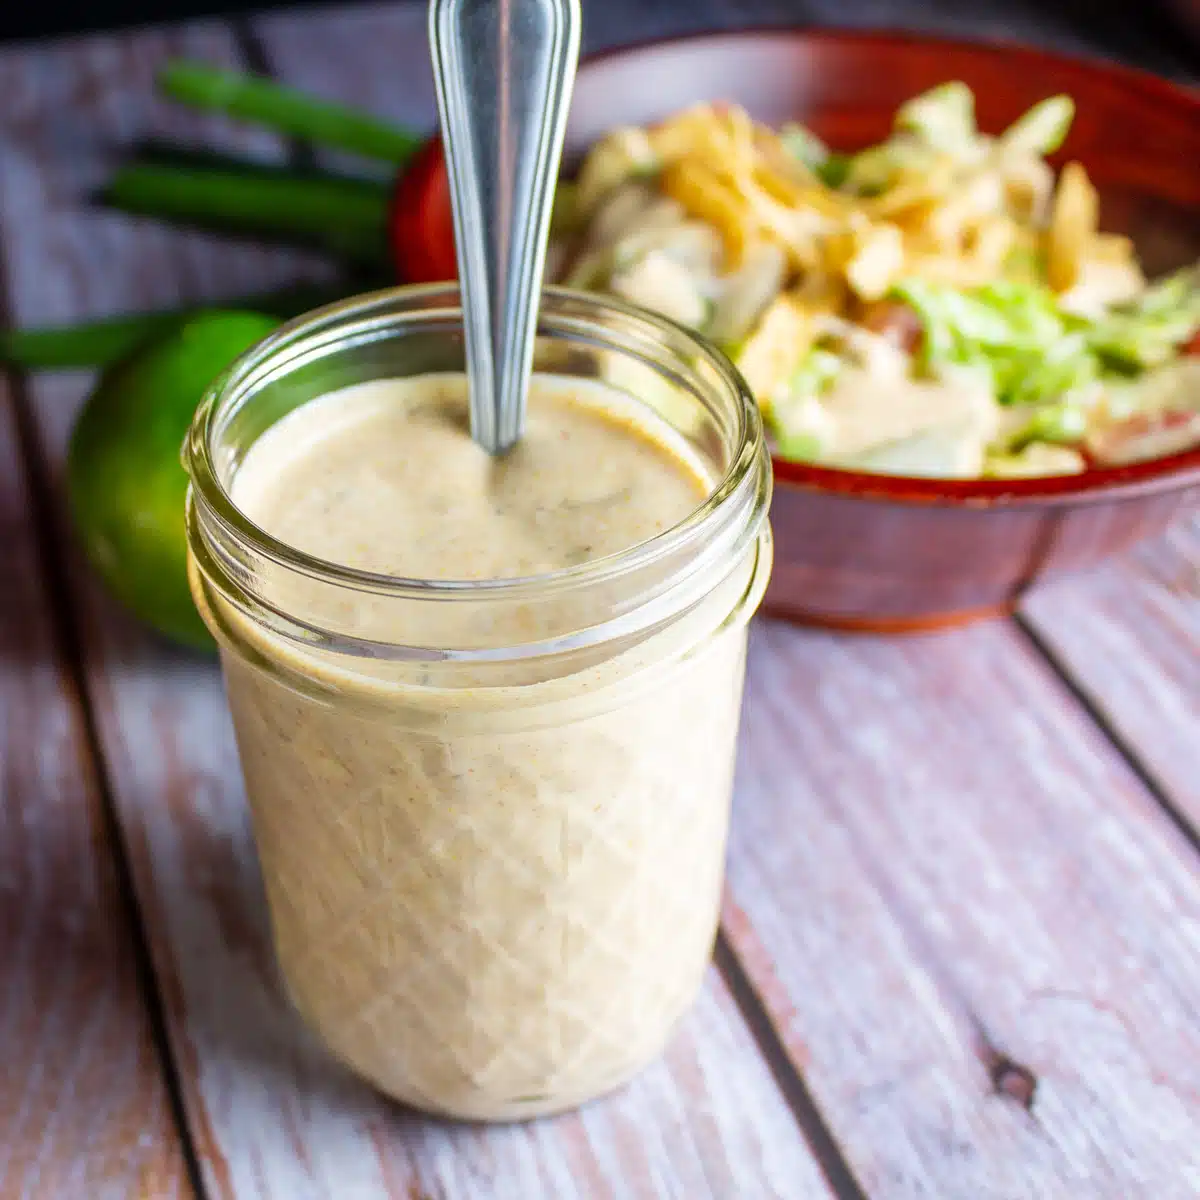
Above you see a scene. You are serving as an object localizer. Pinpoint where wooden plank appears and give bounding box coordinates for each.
[725,617,1200,1199]
[0,385,189,1197]
[1020,515,1200,829]
[0,25,835,1200]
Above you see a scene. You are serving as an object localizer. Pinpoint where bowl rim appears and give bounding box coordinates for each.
[576,25,1200,508]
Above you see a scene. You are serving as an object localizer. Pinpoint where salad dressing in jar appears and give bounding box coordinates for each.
[185,286,772,1120]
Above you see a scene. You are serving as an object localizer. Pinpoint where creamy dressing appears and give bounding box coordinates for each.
[776,328,1001,476]
[818,367,999,472]
[203,372,767,1120]
[235,374,707,581]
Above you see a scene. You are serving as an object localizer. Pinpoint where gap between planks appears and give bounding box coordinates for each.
[1013,613,1200,858]
[713,933,870,1200]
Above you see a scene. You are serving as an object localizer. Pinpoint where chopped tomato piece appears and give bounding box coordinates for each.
[1088,408,1200,467]
[388,137,457,283]
[859,299,924,353]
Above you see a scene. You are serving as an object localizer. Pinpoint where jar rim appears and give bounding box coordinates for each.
[186,284,764,605]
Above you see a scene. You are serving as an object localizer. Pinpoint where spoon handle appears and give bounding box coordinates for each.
[429,0,581,454]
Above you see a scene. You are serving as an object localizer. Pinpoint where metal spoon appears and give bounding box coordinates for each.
[429,0,582,454]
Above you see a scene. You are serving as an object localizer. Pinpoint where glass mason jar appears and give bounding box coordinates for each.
[184,285,773,1121]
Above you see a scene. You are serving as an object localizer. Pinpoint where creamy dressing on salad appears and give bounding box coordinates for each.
[816,367,999,475]
[767,323,1003,476]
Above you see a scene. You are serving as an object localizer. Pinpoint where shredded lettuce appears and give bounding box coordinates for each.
[780,123,830,172]
[818,153,852,189]
[895,82,976,153]
[779,123,853,189]
[995,338,1098,409]
[839,85,1075,203]
[1000,96,1074,156]
[767,347,844,462]
[788,346,843,400]
[892,278,1102,407]
[842,137,934,196]
[892,266,1200,424]
[786,82,972,195]
[892,279,1031,359]
[1087,266,1200,370]
[1006,401,1090,449]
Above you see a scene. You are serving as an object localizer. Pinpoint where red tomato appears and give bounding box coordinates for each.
[859,299,924,354]
[388,137,457,283]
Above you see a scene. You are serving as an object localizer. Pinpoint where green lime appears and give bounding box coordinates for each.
[67,310,280,650]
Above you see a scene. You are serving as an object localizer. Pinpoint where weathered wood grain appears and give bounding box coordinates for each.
[0,25,835,1200]
[727,618,1200,1199]
[0,384,189,1198]
[1020,513,1200,829]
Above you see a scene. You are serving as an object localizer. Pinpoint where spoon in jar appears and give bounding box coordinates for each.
[429,0,582,454]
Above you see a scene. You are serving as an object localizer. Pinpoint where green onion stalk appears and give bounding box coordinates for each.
[3,61,423,369]
[0,280,379,369]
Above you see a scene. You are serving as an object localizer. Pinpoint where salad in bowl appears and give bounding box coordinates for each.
[547,83,1200,480]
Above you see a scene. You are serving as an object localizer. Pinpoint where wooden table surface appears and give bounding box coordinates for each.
[1,3,1197,1197]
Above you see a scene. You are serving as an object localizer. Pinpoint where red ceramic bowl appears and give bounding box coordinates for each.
[564,30,1200,631]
